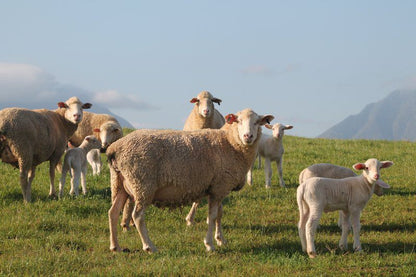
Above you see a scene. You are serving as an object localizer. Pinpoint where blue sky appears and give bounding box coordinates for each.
[1,1,416,137]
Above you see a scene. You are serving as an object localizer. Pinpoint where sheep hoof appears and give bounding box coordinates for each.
[265,185,271,189]
[215,236,227,246]
[308,252,317,258]
[110,246,122,252]
[143,246,157,253]
[121,224,129,232]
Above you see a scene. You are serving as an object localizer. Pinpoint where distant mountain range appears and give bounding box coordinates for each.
[318,90,416,140]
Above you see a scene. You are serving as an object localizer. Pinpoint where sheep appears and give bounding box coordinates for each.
[0,97,92,202]
[86,148,102,176]
[106,108,274,253]
[296,158,393,258]
[69,111,123,150]
[59,135,101,197]
[247,123,293,188]
[181,91,225,226]
[183,90,225,131]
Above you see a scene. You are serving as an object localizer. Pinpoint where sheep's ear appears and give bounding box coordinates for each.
[375,179,390,189]
[82,103,92,109]
[258,115,274,126]
[212,98,222,105]
[285,125,294,130]
[353,163,366,170]
[190,98,199,104]
[93,128,100,133]
[85,137,91,142]
[381,161,394,169]
[265,124,273,130]
[225,114,238,124]
[58,102,68,108]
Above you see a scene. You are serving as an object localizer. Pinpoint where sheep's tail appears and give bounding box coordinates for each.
[106,148,119,172]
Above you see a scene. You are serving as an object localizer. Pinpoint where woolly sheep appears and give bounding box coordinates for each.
[106,108,274,253]
[182,91,225,226]
[86,148,102,176]
[69,111,123,150]
[297,158,393,258]
[247,123,293,188]
[0,97,91,202]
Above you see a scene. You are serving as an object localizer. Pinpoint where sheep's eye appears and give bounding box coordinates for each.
[365,167,368,170]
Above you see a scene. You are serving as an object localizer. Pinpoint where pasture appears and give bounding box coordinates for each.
[0,135,415,276]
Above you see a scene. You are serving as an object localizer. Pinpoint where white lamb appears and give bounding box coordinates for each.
[247,123,293,188]
[59,135,102,197]
[297,158,393,258]
[86,149,102,176]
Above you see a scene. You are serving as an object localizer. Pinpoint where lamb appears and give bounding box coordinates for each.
[0,97,92,202]
[182,91,225,226]
[247,123,293,188]
[69,111,123,150]
[106,108,274,253]
[296,158,393,258]
[59,135,101,197]
[183,90,225,131]
[86,149,102,176]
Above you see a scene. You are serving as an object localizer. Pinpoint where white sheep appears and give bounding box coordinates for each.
[106,108,274,253]
[247,123,293,188]
[0,97,91,202]
[182,91,225,226]
[297,158,393,258]
[59,135,101,197]
[86,149,102,176]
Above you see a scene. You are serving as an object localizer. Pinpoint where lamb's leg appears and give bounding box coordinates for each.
[108,187,128,252]
[298,200,309,252]
[58,163,69,198]
[204,196,220,251]
[214,203,226,246]
[276,158,286,187]
[305,207,322,258]
[70,169,81,196]
[350,211,362,252]
[264,158,272,188]
[339,210,350,250]
[80,166,87,195]
[121,197,135,231]
[246,168,253,186]
[185,202,199,226]
[132,202,157,253]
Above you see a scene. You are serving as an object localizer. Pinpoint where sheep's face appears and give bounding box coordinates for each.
[190,91,222,118]
[225,109,274,146]
[265,123,293,139]
[353,158,393,185]
[94,122,123,150]
[58,97,92,124]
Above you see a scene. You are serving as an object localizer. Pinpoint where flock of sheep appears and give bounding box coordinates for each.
[0,92,393,258]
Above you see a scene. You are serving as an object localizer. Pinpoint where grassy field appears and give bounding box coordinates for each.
[0,135,415,276]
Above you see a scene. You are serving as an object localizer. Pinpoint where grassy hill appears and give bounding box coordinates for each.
[0,136,415,275]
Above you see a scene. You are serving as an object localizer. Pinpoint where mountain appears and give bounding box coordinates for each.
[318,90,416,140]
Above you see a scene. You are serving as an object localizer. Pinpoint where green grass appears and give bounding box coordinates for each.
[0,136,415,276]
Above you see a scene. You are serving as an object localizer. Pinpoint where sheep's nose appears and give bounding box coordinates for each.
[374,173,379,180]
[244,133,253,140]
[203,109,209,115]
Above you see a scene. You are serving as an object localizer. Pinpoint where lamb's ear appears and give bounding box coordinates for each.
[381,161,394,169]
[58,102,68,108]
[258,115,274,126]
[85,137,91,142]
[93,128,100,133]
[353,163,366,170]
[212,98,222,105]
[82,103,92,109]
[225,114,238,124]
[265,124,273,129]
[285,125,294,130]
[375,179,390,189]
[190,98,199,104]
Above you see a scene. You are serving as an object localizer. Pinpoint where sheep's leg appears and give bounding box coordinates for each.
[305,207,322,258]
[264,158,272,188]
[18,158,32,203]
[132,203,157,253]
[204,196,220,251]
[276,159,286,187]
[350,211,362,252]
[48,160,58,198]
[246,168,253,186]
[80,166,87,195]
[108,187,128,252]
[185,202,199,226]
[59,163,69,198]
[121,197,135,231]
[70,169,81,196]
[97,160,102,175]
[339,210,350,250]
[215,203,226,246]
[298,200,309,252]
